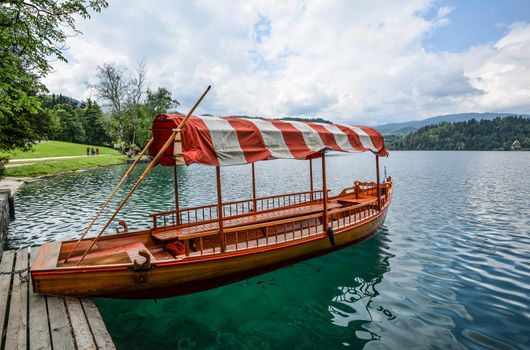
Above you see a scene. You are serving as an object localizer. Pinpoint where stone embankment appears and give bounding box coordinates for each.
[0,178,24,255]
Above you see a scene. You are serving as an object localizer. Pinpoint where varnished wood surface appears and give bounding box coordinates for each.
[31,182,392,298]
[32,203,390,298]
[31,241,61,271]
[1,247,115,349]
[60,242,154,267]
[153,201,342,241]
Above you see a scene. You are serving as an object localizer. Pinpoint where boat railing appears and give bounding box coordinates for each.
[338,181,377,198]
[338,180,392,201]
[151,203,219,228]
[150,190,326,229]
[180,198,385,257]
[328,198,379,230]
[222,190,325,218]
[183,211,325,256]
[222,212,324,252]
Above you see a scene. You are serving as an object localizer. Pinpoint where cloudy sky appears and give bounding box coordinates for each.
[44,0,530,125]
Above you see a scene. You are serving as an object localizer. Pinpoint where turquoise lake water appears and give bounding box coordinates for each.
[8,151,530,349]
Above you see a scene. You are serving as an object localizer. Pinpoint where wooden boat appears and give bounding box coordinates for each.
[31,87,392,299]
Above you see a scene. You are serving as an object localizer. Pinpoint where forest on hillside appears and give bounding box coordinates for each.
[40,83,179,152]
[388,116,530,151]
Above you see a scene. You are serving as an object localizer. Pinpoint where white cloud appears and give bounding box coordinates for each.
[43,0,530,125]
[445,23,530,114]
[433,6,455,26]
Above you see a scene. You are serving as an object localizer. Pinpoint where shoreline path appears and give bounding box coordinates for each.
[5,154,111,168]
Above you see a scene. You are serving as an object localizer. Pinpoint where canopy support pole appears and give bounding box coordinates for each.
[376,155,381,211]
[76,85,211,266]
[322,153,329,231]
[64,137,154,263]
[173,164,180,225]
[216,166,226,252]
[309,158,314,201]
[251,163,257,212]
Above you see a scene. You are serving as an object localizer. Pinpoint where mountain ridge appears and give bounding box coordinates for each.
[375,112,530,135]
[387,116,530,151]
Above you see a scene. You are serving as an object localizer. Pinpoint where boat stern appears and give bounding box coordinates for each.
[30,241,62,294]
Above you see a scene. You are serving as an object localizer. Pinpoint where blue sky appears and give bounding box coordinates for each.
[45,0,530,125]
[425,0,530,52]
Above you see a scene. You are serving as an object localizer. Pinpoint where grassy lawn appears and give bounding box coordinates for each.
[0,141,121,159]
[5,155,127,177]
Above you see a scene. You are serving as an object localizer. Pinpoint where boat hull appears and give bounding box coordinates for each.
[31,206,389,299]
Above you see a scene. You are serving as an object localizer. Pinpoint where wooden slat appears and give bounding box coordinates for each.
[0,250,15,346]
[1,248,117,349]
[47,296,75,350]
[29,246,52,350]
[81,299,116,350]
[31,241,62,271]
[65,297,96,350]
[5,249,29,350]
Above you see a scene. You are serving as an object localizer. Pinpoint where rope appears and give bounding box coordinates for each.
[0,266,30,283]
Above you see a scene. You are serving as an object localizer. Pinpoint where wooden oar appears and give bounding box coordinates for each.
[64,138,154,262]
[76,85,211,266]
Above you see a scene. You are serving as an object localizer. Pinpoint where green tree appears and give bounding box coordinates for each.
[134,106,154,148]
[145,87,180,115]
[93,63,129,151]
[54,104,85,143]
[133,87,179,148]
[46,109,63,140]
[0,0,108,153]
[126,61,146,147]
[79,99,111,146]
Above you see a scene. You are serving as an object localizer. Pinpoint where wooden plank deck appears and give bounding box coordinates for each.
[0,246,115,350]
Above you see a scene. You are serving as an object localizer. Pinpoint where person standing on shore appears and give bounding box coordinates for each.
[86,147,90,156]
[96,147,99,155]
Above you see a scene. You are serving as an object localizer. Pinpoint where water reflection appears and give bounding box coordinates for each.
[327,228,394,348]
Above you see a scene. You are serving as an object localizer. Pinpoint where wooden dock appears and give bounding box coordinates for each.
[0,246,116,350]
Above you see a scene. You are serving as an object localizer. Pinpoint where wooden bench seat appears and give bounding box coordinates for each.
[151,202,341,242]
[58,242,155,267]
[336,195,376,206]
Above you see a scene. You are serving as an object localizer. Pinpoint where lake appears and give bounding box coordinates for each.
[8,151,530,349]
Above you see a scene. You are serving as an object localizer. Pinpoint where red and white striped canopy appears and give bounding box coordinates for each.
[150,114,388,166]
